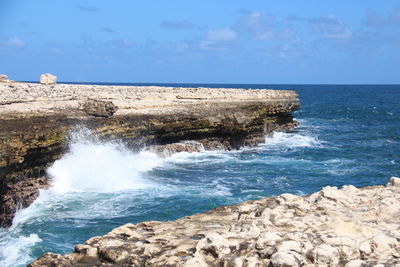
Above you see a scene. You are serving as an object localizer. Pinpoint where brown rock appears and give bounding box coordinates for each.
[0,177,50,228]
[79,99,118,117]
[148,141,204,157]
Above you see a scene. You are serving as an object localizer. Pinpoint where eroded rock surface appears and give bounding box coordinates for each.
[0,81,300,227]
[30,177,400,267]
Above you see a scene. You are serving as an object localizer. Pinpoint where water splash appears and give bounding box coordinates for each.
[48,130,162,194]
[0,233,41,267]
[262,132,323,149]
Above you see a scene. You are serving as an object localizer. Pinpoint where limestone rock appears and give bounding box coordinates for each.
[387,176,400,187]
[31,177,400,266]
[270,251,305,267]
[40,73,57,85]
[0,74,10,83]
[79,99,118,117]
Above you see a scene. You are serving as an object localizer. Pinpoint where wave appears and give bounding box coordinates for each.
[261,132,323,149]
[48,138,162,194]
[1,127,323,266]
[0,232,41,267]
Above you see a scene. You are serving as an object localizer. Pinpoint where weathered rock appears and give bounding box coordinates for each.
[148,141,205,157]
[0,177,50,227]
[31,177,400,266]
[79,99,118,117]
[0,81,300,227]
[40,73,57,85]
[0,74,10,83]
[270,251,305,267]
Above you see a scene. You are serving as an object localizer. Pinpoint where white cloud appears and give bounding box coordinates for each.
[4,37,26,47]
[233,12,296,41]
[206,28,237,42]
[309,15,352,39]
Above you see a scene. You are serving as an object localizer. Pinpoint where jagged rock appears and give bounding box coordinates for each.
[148,141,205,157]
[40,73,57,85]
[0,177,50,228]
[31,177,400,266]
[79,99,118,117]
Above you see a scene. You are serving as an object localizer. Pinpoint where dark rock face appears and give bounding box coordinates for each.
[0,177,49,227]
[79,100,118,117]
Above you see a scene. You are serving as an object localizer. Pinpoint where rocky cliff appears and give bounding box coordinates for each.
[30,177,400,267]
[0,82,300,228]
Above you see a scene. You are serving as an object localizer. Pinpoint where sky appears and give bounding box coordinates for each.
[0,0,400,84]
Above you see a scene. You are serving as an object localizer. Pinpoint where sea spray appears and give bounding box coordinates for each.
[48,141,161,193]
[0,233,42,267]
[0,128,166,266]
[262,131,323,149]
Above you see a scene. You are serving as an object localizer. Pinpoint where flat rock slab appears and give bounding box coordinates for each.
[31,177,400,267]
[0,82,299,118]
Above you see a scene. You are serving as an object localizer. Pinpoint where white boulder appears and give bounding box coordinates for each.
[40,73,57,85]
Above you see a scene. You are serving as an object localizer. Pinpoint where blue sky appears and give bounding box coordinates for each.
[1,0,400,84]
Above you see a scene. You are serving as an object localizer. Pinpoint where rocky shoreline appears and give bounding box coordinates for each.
[30,177,400,266]
[0,80,300,228]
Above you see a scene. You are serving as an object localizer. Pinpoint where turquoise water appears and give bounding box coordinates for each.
[0,84,399,266]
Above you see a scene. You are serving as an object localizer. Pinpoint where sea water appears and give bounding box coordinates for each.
[0,84,399,266]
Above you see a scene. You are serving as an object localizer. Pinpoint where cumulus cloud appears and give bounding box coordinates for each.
[198,28,238,51]
[3,37,26,47]
[233,12,274,40]
[308,15,352,39]
[76,5,98,12]
[233,12,296,41]
[160,20,193,29]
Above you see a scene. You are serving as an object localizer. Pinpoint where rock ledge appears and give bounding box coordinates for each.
[31,177,400,267]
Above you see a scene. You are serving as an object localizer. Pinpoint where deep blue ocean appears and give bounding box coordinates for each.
[0,84,399,266]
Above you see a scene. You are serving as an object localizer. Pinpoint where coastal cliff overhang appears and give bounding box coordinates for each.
[0,82,300,228]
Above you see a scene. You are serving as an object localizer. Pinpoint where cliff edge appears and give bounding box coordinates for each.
[31,177,400,266]
[0,82,300,228]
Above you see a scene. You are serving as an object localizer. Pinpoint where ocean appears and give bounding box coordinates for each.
[0,84,399,266]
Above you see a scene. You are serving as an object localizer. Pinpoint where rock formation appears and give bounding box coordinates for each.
[0,81,300,228]
[40,73,57,85]
[79,99,119,117]
[0,74,11,83]
[30,177,400,266]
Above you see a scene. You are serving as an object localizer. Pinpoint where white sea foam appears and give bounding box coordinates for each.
[47,139,162,194]
[0,232,41,267]
[262,132,323,149]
